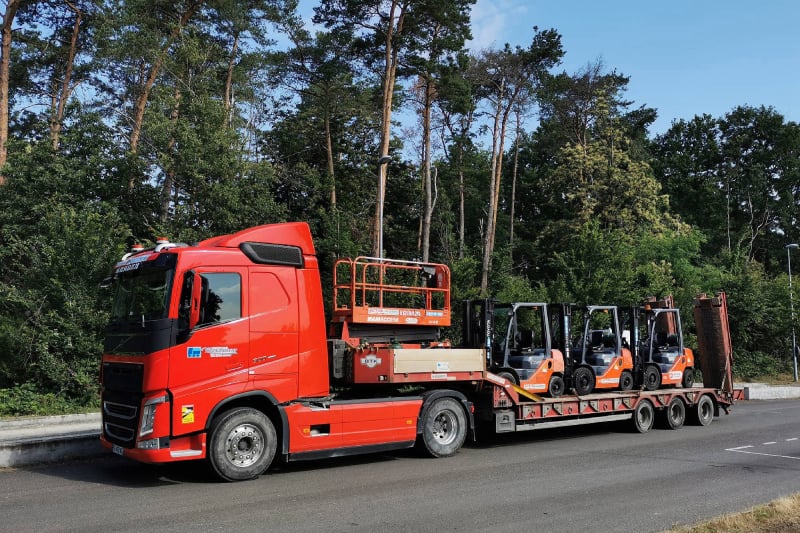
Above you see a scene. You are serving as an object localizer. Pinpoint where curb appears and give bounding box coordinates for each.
[0,413,102,468]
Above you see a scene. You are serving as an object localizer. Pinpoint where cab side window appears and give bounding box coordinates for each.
[198,273,241,326]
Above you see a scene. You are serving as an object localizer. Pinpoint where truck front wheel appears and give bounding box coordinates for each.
[208,407,277,482]
[418,397,467,458]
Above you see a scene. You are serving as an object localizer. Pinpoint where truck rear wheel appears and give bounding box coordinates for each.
[418,397,467,458]
[632,399,655,433]
[208,407,277,482]
[660,397,686,430]
[689,394,714,426]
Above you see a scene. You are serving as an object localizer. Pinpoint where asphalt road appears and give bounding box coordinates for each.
[3,399,800,533]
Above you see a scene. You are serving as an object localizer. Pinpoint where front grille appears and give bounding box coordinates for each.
[102,363,144,447]
[104,400,137,420]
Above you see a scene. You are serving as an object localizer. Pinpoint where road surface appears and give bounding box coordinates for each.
[2,399,800,532]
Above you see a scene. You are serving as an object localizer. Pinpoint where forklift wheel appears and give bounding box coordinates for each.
[643,365,661,391]
[619,370,634,391]
[572,367,595,396]
[681,368,695,388]
[548,375,565,397]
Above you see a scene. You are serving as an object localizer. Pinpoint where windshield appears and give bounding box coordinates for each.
[110,265,175,323]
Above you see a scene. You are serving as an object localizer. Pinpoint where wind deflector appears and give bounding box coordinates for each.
[240,242,305,268]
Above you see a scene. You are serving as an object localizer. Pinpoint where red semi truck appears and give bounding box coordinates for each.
[100,222,741,481]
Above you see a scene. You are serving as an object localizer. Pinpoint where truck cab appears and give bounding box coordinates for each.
[101,223,330,467]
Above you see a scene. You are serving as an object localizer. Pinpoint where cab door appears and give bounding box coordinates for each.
[169,269,249,435]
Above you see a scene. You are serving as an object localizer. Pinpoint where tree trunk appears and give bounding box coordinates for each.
[324,102,336,208]
[509,108,521,250]
[372,0,405,258]
[50,1,82,151]
[160,87,182,224]
[222,30,239,129]
[420,76,434,262]
[481,86,504,294]
[129,0,202,187]
[0,0,21,182]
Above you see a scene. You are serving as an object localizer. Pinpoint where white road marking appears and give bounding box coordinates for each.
[787,438,798,442]
[726,446,800,460]
[763,441,777,445]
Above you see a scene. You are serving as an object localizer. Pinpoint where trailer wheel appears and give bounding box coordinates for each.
[208,407,277,482]
[632,399,655,433]
[689,394,714,426]
[619,370,634,391]
[418,397,467,458]
[572,367,595,396]
[643,365,661,391]
[660,397,686,430]
[681,368,695,388]
[548,375,565,397]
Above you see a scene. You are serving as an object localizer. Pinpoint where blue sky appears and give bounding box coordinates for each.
[469,0,800,134]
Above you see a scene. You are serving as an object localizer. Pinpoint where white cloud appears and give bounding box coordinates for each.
[468,0,531,50]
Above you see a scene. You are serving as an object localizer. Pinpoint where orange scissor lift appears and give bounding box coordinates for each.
[329,257,487,385]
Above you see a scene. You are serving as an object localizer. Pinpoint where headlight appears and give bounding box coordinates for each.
[140,394,168,437]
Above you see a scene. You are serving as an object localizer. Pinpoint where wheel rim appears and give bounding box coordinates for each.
[700,399,712,421]
[224,423,264,468]
[669,403,682,423]
[432,409,459,446]
[637,404,653,428]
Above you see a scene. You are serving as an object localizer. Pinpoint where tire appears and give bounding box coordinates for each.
[660,397,686,430]
[632,399,655,433]
[418,397,467,458]
[689,394,714,427]
[681,368,695,388]
[207,407,277,482]
[572,367,595,396]
[548,375,565,397]
[497,370,518,385]
[643,365,661,391]
[619,370,634,391]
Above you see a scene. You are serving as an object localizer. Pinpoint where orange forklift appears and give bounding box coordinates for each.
[462,300,568,397]
[568,305,635,395]
[636,296,695,390]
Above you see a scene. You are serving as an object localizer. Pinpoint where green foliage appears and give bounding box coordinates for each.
[0,382,98,417]
[2,2,800,416]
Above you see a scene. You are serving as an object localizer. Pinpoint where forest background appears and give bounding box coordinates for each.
[0,0,798,415]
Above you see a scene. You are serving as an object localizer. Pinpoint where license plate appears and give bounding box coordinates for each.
[112,444,124,456]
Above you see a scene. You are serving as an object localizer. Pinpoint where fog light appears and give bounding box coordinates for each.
[137,438,161,450]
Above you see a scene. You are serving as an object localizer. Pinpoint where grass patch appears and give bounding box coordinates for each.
[735,372,799,386]
[664,494,800,532]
